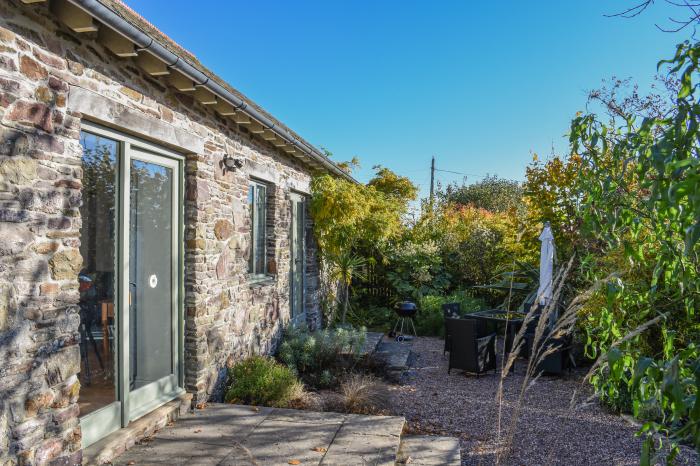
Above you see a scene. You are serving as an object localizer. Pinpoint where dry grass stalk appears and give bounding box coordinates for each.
[339,373,390,415]
[492,254,676,465]
[494,256,618,465]
[285,380,318,410]
[494,257,575,463]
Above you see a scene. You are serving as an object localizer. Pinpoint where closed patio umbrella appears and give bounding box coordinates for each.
[537,222,556,325]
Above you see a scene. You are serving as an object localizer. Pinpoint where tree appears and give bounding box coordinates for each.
[569,41,700,460]
[523,153,583,256]
[608,1,700,33]
[309,169,416,324]
[439,175,524,215]
[368,165,418,202]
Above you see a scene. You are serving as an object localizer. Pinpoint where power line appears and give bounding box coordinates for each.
[433,168,487,178]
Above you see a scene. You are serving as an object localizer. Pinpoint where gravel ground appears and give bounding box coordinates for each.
[388,337,698,466]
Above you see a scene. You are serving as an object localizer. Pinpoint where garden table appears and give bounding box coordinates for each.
[467,309,526,355]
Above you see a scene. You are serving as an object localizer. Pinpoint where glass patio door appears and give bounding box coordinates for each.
[79,122,183,448]
[125,150,181,422]
[290,193,306,321]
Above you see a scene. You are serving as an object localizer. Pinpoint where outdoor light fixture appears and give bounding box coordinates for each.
[222,154,244,172]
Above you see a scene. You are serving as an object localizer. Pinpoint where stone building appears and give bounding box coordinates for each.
[0,0,350,463]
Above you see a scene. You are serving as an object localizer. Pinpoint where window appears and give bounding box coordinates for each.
[248,181,268,277]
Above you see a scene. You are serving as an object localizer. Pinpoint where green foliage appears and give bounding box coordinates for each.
[569,41,700,457]
[309,169,417,323]
[277,325,367,389]
[346,304,393,332]
[523,154,583,256]
[309,172,413,258]
[384,238,450,301]
[311,157,529,322]
[421,204,535,295]
[224,356,300,407]
[348,194,533,313]
[476,261,540,311]
[368,165,419,201]
[347,292,484,336]
[440,175,524,214]
[415,291,484,336]
[328,252,367,324]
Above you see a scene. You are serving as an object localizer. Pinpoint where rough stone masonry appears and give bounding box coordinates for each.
[0,0,326,463]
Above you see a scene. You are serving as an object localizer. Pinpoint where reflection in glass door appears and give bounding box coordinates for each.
[78,131,120,447]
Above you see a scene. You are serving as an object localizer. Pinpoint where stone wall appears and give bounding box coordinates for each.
[0,1,322,463]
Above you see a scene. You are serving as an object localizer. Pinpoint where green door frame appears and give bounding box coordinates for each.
[79,121,185,448]
[289,192,306,324]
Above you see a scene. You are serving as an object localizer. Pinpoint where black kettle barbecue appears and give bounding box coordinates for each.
[391,301,418,341]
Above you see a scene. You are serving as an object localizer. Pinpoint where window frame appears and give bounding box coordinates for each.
[248,179,269,280]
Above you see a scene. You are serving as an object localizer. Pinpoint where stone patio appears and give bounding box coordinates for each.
[105,403,460,465]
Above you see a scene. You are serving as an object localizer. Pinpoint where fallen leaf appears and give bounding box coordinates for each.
[311,447,327,453]
[251,406,260,412]
[193,429,202,433]
[195,402,207,410]
[127,462,136,465]
[288,460,301,465]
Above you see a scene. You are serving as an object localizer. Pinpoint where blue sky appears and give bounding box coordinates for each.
[128,0,684,197]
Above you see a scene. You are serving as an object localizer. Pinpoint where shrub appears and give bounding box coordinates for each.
[415,290,484,336]
[439,175,525,215]
[225,355,303,407]
[277,325,367,389]
[349,292,485,336]
[346,304,393,332]
[385,238,451,300]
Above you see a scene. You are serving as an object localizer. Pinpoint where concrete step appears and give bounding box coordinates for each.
[83,393,192,465]
[375,335,414,382]
[321,413,405,465]
[109,403,406,466]
[396,435,462,465]
[360,331,385,356]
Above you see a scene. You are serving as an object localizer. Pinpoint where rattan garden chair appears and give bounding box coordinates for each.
[442,302,461,354]
[445,318,497,377]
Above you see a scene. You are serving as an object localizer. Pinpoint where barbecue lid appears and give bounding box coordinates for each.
[395,301,417,311]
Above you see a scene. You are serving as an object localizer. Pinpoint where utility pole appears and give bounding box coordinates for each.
[429,156,435,204]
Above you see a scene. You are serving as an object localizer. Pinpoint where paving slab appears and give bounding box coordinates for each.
[320,429,399,466]
[154,404,272,446]
[242,417,341,464]
[112,437,233,465]
[267,407,346,425]
[341,414,405,437]
[376,338,413,370]
[375,336,414,382]
[105,404,407,466]
[320,414,404,465]
[213,444,258,466]
[360,331,384,356]
[83,394,192,465]
[396,435,461,465]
